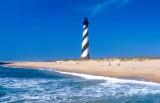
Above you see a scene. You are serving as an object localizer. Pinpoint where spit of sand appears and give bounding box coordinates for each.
[6,58,160,83]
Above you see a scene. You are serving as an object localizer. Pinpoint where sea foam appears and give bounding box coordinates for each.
[1,67,160,103]
[55,70,160,87]
[55,71,160,97]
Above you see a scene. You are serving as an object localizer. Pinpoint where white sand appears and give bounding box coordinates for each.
[7,59,160,83]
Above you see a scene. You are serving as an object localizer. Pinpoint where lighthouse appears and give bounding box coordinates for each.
[81,17,90,59]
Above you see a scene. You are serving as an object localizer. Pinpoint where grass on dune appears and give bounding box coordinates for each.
[54,56,160,62]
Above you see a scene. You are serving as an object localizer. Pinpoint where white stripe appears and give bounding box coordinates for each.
[81,47,89,57]
[83,25,86,29]
[83,28,88,37]
[82,36,88,48]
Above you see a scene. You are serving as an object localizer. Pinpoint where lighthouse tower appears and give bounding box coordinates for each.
[81,17,90,59]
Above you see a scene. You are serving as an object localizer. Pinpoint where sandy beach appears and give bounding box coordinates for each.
[6,59,160,83]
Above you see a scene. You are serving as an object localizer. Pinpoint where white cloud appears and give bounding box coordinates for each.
[117,0,131,8]
[90,0,117,16]
[86,0,131,17]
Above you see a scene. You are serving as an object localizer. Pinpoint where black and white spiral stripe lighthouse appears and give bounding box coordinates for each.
[81,17,90,59]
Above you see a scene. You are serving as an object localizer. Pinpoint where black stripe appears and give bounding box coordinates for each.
[82,42,89,54]
[83,32,88,40]
[83,25,88,31]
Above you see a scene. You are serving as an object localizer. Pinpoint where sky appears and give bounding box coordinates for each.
[0,0,160,61]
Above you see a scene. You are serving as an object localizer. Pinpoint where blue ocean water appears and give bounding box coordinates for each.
[0,66,160,103]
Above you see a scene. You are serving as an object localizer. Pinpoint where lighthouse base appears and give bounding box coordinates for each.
[81,56,90,59]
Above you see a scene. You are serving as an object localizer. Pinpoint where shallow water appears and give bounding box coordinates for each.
[0,66,160,103]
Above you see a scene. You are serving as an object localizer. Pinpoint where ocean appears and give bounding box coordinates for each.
[0,66,160,103]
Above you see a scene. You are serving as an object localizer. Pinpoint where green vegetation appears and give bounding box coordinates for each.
[54,56,160,62]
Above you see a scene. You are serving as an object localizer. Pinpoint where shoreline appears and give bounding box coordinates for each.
[5,59,160,83]
[1,64,152,83]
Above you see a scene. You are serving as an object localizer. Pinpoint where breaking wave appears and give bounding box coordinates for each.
[1,66,160,103]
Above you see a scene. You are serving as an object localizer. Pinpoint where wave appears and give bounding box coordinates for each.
[38,68,57,71]
[1,69,160,103]
[0,65,22,68]
[0,65,9,68]
[55,70,160,97]
[55,70,160,87]
[0,65,57,72]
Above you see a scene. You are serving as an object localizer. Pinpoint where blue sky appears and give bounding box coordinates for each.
[0,0,160,61]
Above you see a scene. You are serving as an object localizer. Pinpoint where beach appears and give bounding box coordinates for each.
[5,58,160,83]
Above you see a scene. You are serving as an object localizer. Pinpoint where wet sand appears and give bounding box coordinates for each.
[6,59,160,83]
